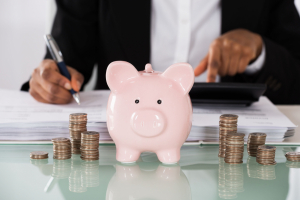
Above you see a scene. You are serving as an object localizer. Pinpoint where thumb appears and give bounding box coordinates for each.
[67,67,84,92]
[194,54,209,76]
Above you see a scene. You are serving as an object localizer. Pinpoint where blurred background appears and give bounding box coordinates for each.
[0,0,300,91]
[0,0,97,91]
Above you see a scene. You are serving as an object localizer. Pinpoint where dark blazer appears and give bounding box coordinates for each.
[21,0,300,104]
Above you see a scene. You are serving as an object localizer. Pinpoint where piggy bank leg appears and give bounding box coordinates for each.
[116,147,141,163]
[156,148,180,164]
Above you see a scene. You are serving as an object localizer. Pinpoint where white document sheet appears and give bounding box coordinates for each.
[0,89,296,128]
[192,97,297,128]
[0,89,110,123]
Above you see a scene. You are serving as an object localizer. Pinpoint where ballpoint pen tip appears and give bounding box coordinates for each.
[73,93,81,105]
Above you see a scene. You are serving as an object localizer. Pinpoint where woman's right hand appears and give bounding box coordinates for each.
[29,59,84,104]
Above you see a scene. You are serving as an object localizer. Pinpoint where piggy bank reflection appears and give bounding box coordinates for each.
[106,163,191,200]
[106,61,194,164]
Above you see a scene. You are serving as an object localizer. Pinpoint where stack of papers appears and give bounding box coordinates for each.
[190,98,296,142]
[0,89,111,141]
[0,89,296,142]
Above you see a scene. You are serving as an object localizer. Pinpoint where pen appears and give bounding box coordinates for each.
[44,34,80,105]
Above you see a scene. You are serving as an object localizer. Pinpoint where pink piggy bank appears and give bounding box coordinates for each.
[106,61,194,164]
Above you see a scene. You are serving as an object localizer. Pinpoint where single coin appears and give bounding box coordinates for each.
[53,145,72,148]
[219,127,238,131]
[286,152,300,156]
[224,161,243,163]
[30,151,48,156]
[30,151,49,159]
[69,128,87,131]
[227,132,245,137]
[70,113,87,117]
[219,120,238,125]
[80,158,99,161]
[248,132,267,137]
[69,120,87,123]
[219,123,238,128]
[52,137,70,142]
[258,145,276,150]
[82,131,99,135]
[53,157,71,160]
[220,114,238,120]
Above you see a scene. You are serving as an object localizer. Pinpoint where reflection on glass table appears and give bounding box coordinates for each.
[1,145,300,200]
[106,163,191,200]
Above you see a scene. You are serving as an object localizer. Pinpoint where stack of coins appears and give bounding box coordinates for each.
[285,152,300,162]
[52,137,72,160]
[247,133,267,157]
[30,151,48,159]
[224,132,245,164]
[256,145,276,165]
[219,114,238,158]
[69,113,88,154]
[81,131,99,161]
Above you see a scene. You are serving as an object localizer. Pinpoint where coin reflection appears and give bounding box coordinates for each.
[106,163,191,200]
[218,158,244,199]
[69,155,87,193]
[68,155,100,193]
[52,159,71,179]
[81,160,100,188]
[286,161,300,168]
[30,158,48,166]
[247,157,276,180]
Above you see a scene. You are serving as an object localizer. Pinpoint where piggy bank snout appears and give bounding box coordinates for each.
[131,109,165,137]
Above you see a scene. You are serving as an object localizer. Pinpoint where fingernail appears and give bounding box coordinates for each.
[77,81,82,91]
[64,82,72,90]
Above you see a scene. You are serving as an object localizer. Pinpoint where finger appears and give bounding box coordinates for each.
[39,79,72,101]
[29,87,48,103]
[39,61,72,90]
[237,57,251,74]
[34,66,72,100]
[237,48,254,74]
[227,45,241,76]
[219,40,230,76]
[207,40,221,82]
[194,54,208,76]
[31,79,72,104]
[68,67,84,92]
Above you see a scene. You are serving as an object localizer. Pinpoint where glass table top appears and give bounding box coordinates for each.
[0,144,300,200]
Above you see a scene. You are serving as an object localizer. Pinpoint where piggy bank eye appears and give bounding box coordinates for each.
[157,99,162,104]
[135,99,139,104]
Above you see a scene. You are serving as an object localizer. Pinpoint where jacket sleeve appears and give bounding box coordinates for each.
[222,0,300,104]
[21,0,99,91]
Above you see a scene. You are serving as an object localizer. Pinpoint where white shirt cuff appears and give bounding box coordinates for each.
[244,43,266,75]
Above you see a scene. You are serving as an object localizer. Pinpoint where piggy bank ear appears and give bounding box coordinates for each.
[106,61,139,93]
[162,63,194,95]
